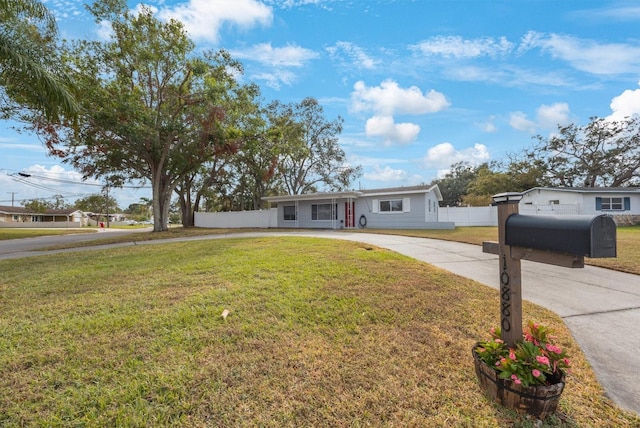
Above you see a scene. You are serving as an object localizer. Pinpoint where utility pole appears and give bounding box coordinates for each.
[7,192,18,207]
[105,185,110,228]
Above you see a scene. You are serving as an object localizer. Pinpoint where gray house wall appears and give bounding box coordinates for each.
[354,193,443,229]
[275,191,453,229]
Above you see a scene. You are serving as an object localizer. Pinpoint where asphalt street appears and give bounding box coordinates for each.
[1,228,638,415]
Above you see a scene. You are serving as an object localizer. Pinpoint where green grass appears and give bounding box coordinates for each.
[1,237,638,426]
[0,228,96,240]
[8,223,639,274]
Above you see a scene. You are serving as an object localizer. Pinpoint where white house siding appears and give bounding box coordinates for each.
[521,188,640,216]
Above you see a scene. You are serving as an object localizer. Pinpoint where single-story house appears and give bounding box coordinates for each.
[0,205,86,228]
[520,187,640,225]
[262,184,455,229]
[520,187,640,223]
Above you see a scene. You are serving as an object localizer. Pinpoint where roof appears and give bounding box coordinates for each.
[522,187,640,195]
[0,205,81,215]
[262,184,442,203]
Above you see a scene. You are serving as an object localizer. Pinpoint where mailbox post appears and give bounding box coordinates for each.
[494,192,524,347]
[482,192,617,348]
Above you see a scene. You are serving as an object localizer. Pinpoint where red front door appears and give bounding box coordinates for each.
[344,201,355,228]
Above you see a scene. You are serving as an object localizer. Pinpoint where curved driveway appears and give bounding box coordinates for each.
[1,229,638,415]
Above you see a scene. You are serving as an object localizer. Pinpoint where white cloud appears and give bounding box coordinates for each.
[232,43,319,89]
[509,103,571,133]
[364,166,409,181]
[572,5,640,21]
[157,0,272,43]
[411,36,513,58]
[424,143,490,172]
[252,70,297,90]
[518,31,640,75]
[326,41,380,70]
[608,83,640,121]
[234,43,319,67]
[350,79,449,145]
[96,20,113,41]
[351,79,450,116]
[477,116,497,133]
[509,111,537,133]
[536,103,571,130]
[365,116,420,145]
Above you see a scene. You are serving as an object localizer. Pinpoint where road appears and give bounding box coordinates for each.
[0,229,638,415]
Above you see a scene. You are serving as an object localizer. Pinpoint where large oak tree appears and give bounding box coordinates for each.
[526,116,640,187]
[269,97,361,195]
[36,0,244,231]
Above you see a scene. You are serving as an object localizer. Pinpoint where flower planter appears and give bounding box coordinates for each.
[472,345,565,420]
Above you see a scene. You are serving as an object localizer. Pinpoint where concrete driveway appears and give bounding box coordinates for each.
[1,229,638,414]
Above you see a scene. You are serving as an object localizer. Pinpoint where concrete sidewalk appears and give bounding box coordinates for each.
[1,230,638,414]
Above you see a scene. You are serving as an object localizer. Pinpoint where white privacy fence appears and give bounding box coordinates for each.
[438,206,498,226]
[194,209,277,228]
[438,204,580,226]
[194,205,582,228]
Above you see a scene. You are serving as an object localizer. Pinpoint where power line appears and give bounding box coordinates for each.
[12,172,150,189]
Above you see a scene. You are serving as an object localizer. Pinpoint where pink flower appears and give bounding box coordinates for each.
[511,374,521,384]
[532,369,541,378]
[494,339,504,344]
[509,350,516,360]
[546,344,562,354]
[563,358,571,366]
[536,355,550,365]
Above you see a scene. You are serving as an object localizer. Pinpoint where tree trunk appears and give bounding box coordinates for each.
[151,172,171,232]
[180,194,195,228]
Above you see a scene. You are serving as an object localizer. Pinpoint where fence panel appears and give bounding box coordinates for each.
[195,209,277,228]
[438,206,497,226]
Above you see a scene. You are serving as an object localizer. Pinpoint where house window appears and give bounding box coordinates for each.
[283,205,296,221]
[596,197,630,211]
[311,203,337,220]
[603,198,623,210]
[380,199,403,212]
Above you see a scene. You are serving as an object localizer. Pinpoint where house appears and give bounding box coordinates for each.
[520,187,640,224]
[0,205,86,228]
[262,184,455,229]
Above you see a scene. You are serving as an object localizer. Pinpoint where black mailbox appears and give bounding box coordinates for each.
[505,214,616,258]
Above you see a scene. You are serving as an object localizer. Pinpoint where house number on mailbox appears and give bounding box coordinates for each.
[500,255,511,332]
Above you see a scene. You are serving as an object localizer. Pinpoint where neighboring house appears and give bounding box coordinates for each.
[0,205,86,228]
[262,184,454,230]
[520,187,640,222]
[83,212,129,224]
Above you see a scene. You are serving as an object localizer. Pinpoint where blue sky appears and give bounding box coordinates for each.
[3,0,640,208]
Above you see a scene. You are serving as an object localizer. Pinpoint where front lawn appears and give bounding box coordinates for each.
[1,237,637,426]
